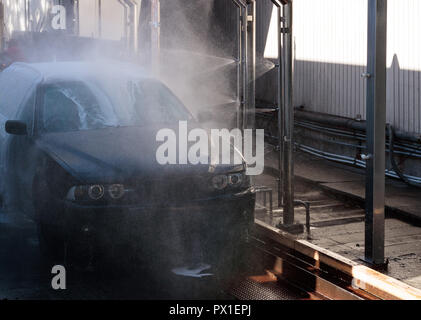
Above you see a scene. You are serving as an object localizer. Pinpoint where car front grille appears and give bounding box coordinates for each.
[128,177,211,206]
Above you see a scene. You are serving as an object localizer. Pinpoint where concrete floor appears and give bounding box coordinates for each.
[255,147,421,289]
[0,207,302,300]
[0,209,234,300]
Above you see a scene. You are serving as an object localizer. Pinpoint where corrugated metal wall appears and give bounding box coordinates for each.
[292,0,368,123]
[217,0,421,135]
[291,0,421,135]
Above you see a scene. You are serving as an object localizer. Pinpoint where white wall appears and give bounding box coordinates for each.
[291,0,421,135]
[78,0,139,42]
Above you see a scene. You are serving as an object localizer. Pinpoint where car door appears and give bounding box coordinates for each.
[0,64,41,211]
[0,66,27,203]
[10,88,40,215]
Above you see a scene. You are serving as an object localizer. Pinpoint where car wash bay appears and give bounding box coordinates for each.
[1,0,421,300]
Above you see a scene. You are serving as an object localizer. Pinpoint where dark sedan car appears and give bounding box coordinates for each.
[0,61,255,269]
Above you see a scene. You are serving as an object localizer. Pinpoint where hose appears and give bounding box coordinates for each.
[387,124,421,188]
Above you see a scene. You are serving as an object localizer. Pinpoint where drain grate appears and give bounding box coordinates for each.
[229,278,305,300]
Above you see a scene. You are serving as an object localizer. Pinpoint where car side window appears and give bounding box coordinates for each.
[42,86,82,133]
[17,90,36,134]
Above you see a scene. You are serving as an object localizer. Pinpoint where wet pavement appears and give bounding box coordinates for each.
[256,149,421,290]
[0,209,233,300]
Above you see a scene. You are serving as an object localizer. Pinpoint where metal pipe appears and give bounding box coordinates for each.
[364,0,387,266]
[294,200,310,237]
[231,0,248,131]
[74,0,80,36]
[0,2,4,51]
[271,0,283,207]
[281,1,295,226]
[117,0,129,45]
[246,0,256,130]
[123,0,139,53]
[98,0,102,38]
[24,0,28,32]
[241,2,248,131]
[388,125,421,188]
[231,0,244,129]
[295,120,421,158]
[236,15,242,129]
[295,143,421,185]
[295,109,421,143]
[150,0,160,70]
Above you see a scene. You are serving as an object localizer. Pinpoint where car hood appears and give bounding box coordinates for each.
[35,125,245,184]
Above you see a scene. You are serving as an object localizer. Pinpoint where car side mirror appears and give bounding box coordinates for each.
[5,120,27,135]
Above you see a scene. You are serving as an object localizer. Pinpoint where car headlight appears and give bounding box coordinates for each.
[88,185,105,200]
[67,184,127,202]
[210,172,247,191]
[108,184,125,199]
[212,175,228,190]
[228,173,243,186]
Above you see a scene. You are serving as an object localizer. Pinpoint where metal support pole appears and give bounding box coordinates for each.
[150,0,160,71]
[281,1,295,226]
[123,0,139,53]
[0,2,4,51]
[236,5,242,129]
[232,0,248,131]
[231,0,243,129]
[118,0,129,45]
[24,0,28,32]
[246,0,256,130]
[75,0,80,36]
[363,0,387,266]
[241,3,248,131]
[271,0,283,207]
[98,0,102,38]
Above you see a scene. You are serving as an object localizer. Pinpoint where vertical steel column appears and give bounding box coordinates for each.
[246,0,256,130]
[281,1,295,225]
[232,0,248,131]
[118,0,129,45]
[150,0,160,73]
[0,2,4,51]
[75,0,80,36]
[232,0,243,129]
[241,2,248,131]
[26,0,31,32]
[98,0,102,37]
[271,0,283,207]
[123,0,139,53]
[364,0,387,265]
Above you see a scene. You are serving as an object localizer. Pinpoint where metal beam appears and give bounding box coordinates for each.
[231,0,243,129]
[98,0,102,37]
[117,0,129,44]
[364,0,387,265]
[246,0,256,130]
[122,0,139,53]
[270,0,283,207]
[150,0,160,72]
[281,1,295,226]
[232,0,248,131]
[0,1,4,51]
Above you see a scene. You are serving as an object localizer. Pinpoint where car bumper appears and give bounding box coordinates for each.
[61,188,255,253]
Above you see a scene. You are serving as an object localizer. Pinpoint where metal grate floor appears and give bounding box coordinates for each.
[229,278,306,300]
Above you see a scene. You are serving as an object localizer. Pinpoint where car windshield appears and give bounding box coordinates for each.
[40,79,192,133]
